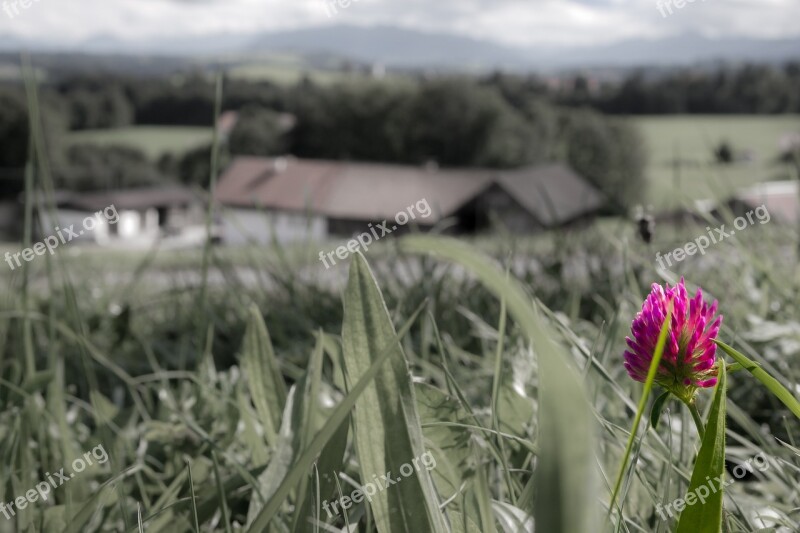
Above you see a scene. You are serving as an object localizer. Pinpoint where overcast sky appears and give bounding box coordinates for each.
[2,0,799,48]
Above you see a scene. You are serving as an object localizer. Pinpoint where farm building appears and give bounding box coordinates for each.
[214,156,605,245]
[34,186,214,249]
[714,180,799,225]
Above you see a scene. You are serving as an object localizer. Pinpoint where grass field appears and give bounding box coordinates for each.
[223,51,406,86]
[2,214,798,532]
[631,115,800,209]
[65,126,214,160]
[227,62,349,85]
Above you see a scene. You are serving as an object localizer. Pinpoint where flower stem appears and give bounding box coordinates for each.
[687,400,706,440]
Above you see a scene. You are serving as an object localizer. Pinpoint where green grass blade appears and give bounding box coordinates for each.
[245,385,302,526]
[242,304,287,445]
[211,451,233,533]
[341,252,448,533]
[64,466,141,533]
[714,340,800,419]
[650,391,672,431]
[675,363,727,533]
[607,304,672,523]
[290,336,327,531]
[186,460,201,532]
[246,334,325,527]
[292,413,350,532]
[195,73,224,362]
[473,465,497,533]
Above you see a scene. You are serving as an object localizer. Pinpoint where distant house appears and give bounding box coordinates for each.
[35,186,214,248]
[214,156,605,245]
[714,180,799,225]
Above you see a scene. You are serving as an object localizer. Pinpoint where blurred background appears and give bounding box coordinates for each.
[0,1,798,531]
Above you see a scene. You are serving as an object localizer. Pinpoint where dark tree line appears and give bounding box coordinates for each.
[550,63,800,114]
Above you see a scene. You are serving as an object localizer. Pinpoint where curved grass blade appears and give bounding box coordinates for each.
[714,340,800,419]
[675,363,727,533]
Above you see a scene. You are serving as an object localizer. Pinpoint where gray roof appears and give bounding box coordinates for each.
[216,156,605,227]
[495,164,606,226]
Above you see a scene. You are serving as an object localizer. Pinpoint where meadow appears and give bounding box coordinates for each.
[631,115,800,209]
[65,127,214,161]
[2,103,799,532]
[1,202,799,532]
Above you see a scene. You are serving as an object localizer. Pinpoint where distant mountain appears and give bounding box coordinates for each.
[547,33,800,67]
[76,33,254,57]
[249,25,531,70]
[224,25,800,69]
[0,24,798,70]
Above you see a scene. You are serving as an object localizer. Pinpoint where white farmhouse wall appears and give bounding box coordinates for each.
[41,208,161,247]
[222,208,327,245]
[39,209,99,243]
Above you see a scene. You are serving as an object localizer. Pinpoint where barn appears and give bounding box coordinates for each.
[214,156,606,245]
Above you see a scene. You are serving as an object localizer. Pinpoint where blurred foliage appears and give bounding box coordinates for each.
[228,104,289,157]
[55,144,165,191]
[552,62,800,114]
[158,143,231,189]
[563,109,647,212]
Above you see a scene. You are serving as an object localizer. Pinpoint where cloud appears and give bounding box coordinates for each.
[0,0,797,49]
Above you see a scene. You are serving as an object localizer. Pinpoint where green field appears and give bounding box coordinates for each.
[65,126,214,160]
[227,62,348,85]
[631,115,800,209]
